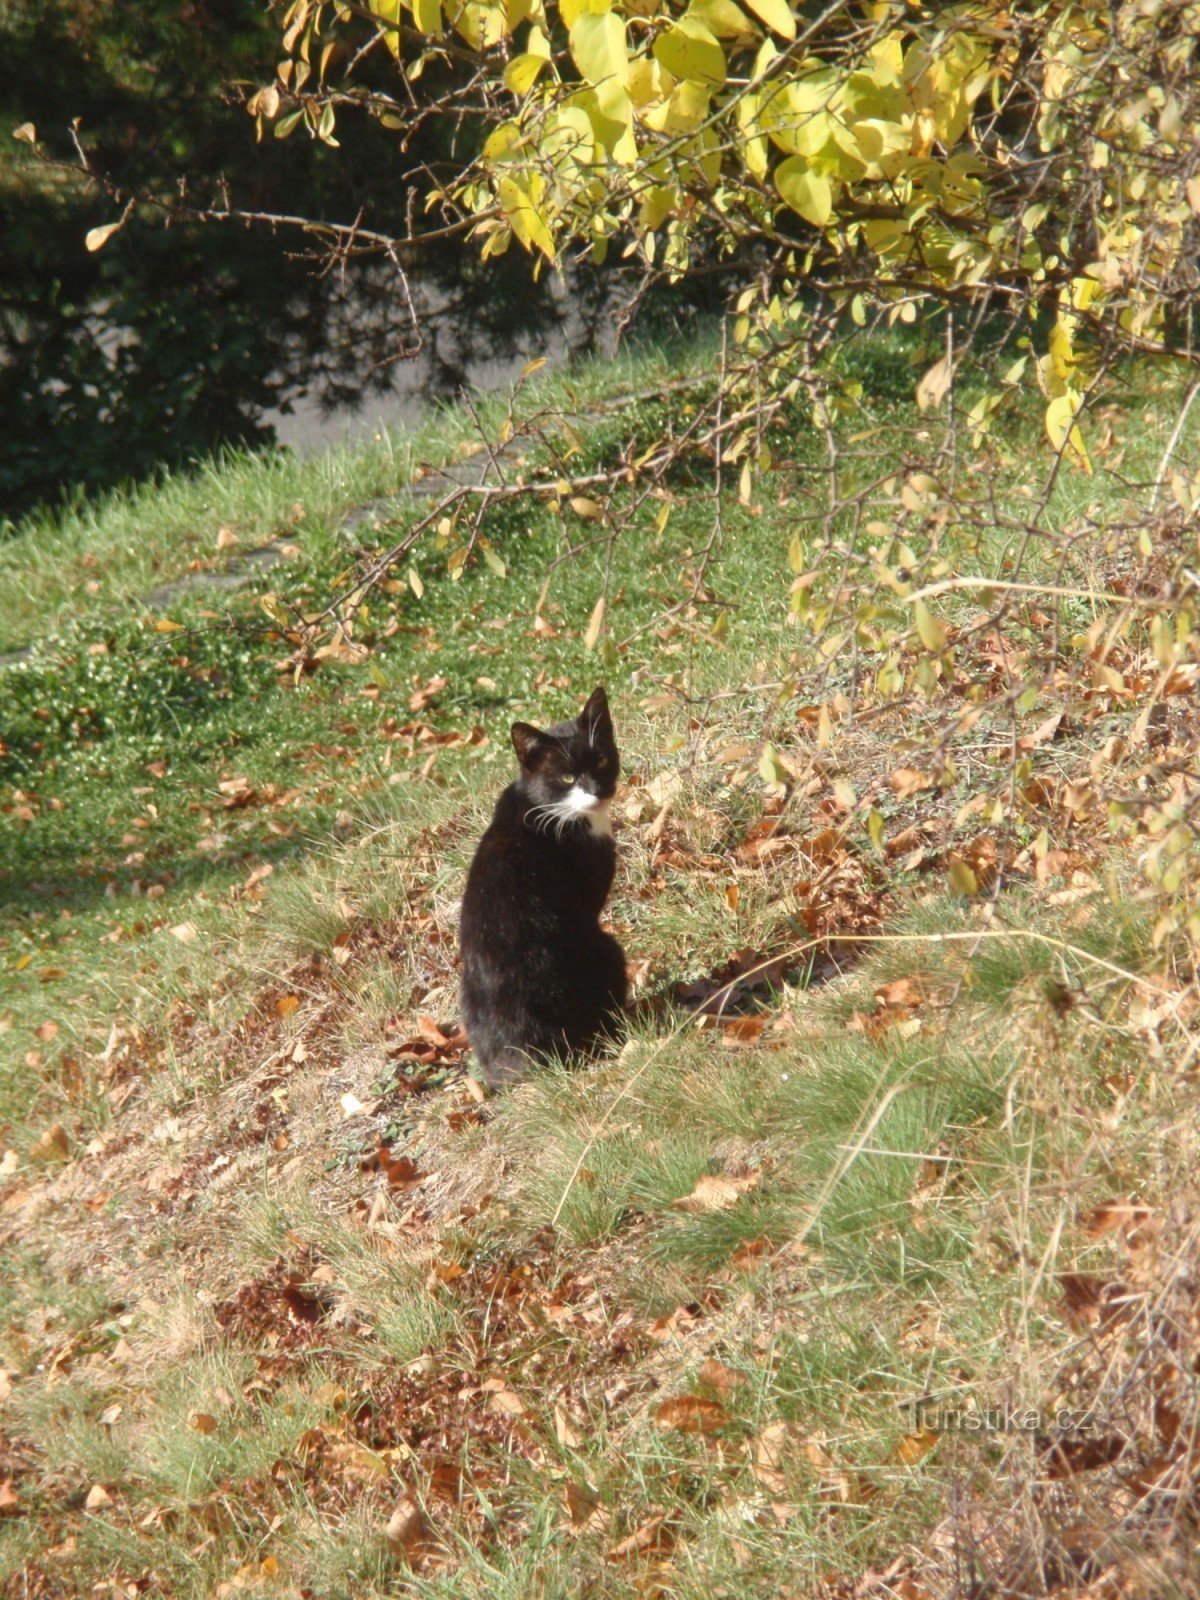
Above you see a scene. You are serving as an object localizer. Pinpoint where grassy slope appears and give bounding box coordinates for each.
[0,333,1198,1600]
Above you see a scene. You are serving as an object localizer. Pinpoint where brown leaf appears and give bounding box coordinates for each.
[0,1481,17,1515]
[671,1171,759,1214]
[607,1512,675,1560]
[555,1402,583,1449]
[275,994,300,1020]
[565,1478,608,1529]
[1041,1433,1129,1478]
[486,1386,526,1417]
[654,1395,730,1434]
[752,1421,800,1493]
[1018,711,1064,751]
[729,1237,770,1272]
[409,675,448,713]
[30,1123,69,1163]
[384,1497,433,1566]
[1083,1200,1153,1243]
[720,1015,766,1045]
[697,1359,745,1395]
[1059,1272,1128,1330]
[85,1483,112,1510]
[874,976,931,1011]
[895,1428,939,1465]
[890,767,936,798]
[282,1279,326,1325]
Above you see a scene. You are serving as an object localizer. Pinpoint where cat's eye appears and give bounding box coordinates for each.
[561,773,576,785]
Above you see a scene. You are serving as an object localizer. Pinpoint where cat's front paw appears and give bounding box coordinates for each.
[474,1046,532,1091]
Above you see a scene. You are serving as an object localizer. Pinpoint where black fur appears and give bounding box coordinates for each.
[459,686,628,1086]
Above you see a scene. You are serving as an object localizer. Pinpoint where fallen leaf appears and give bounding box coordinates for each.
[654,1395,730,1434]
[1018,711,1064,751]
[697,1359,745,1395]
[30,1124,70,1163]
[896,1428,939,1465]
[565,1478,608,1530]
[385,1498,433,1566]
[85,1484,112,1510]
[890,767,936,798]
[607,1512,675,1560]
[169,922,198,944]
[555,1402,583,1449]
[1083,1200,1153,1242]
[671,1171,759,1214]
[275,994,300,1021]
[486,1387,526,1417]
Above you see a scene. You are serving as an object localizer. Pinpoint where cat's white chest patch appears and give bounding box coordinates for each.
[565,786,613,838]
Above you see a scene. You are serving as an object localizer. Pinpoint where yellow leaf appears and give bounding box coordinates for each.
[584,595,606,649]
[687,0,757,40]
[758,741,789,786]
[370,0,403,55]
[948,859,978,898]
[570,11,628,87]
[653,17,726,88]
[915,355,952,411]
[740,0,794,38]
[774,159,832,227]
[408,566,424,599]
[152,617,185,633]
[1045,392,1092,473]
[85,222,121,253]
[505,51,548,92]
[13,122,36,144]
[496,175,556,261]
[914,599,947,652]
[569,495,604,519]
[413,0,442,30]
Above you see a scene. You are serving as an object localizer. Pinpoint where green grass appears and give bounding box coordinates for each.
[1,326,1198,1600]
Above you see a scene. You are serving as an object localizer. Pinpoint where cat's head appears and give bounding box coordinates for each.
[510,686,619,834]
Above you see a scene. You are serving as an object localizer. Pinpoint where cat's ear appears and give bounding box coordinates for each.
[581,685,611,736]
[511,722,549,766]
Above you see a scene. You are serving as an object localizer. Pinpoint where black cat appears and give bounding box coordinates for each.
[459,686,628,1086]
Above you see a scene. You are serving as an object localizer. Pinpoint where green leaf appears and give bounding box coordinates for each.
[774,158,832,226]
[653,18,727,88]
[482,546,507,577]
